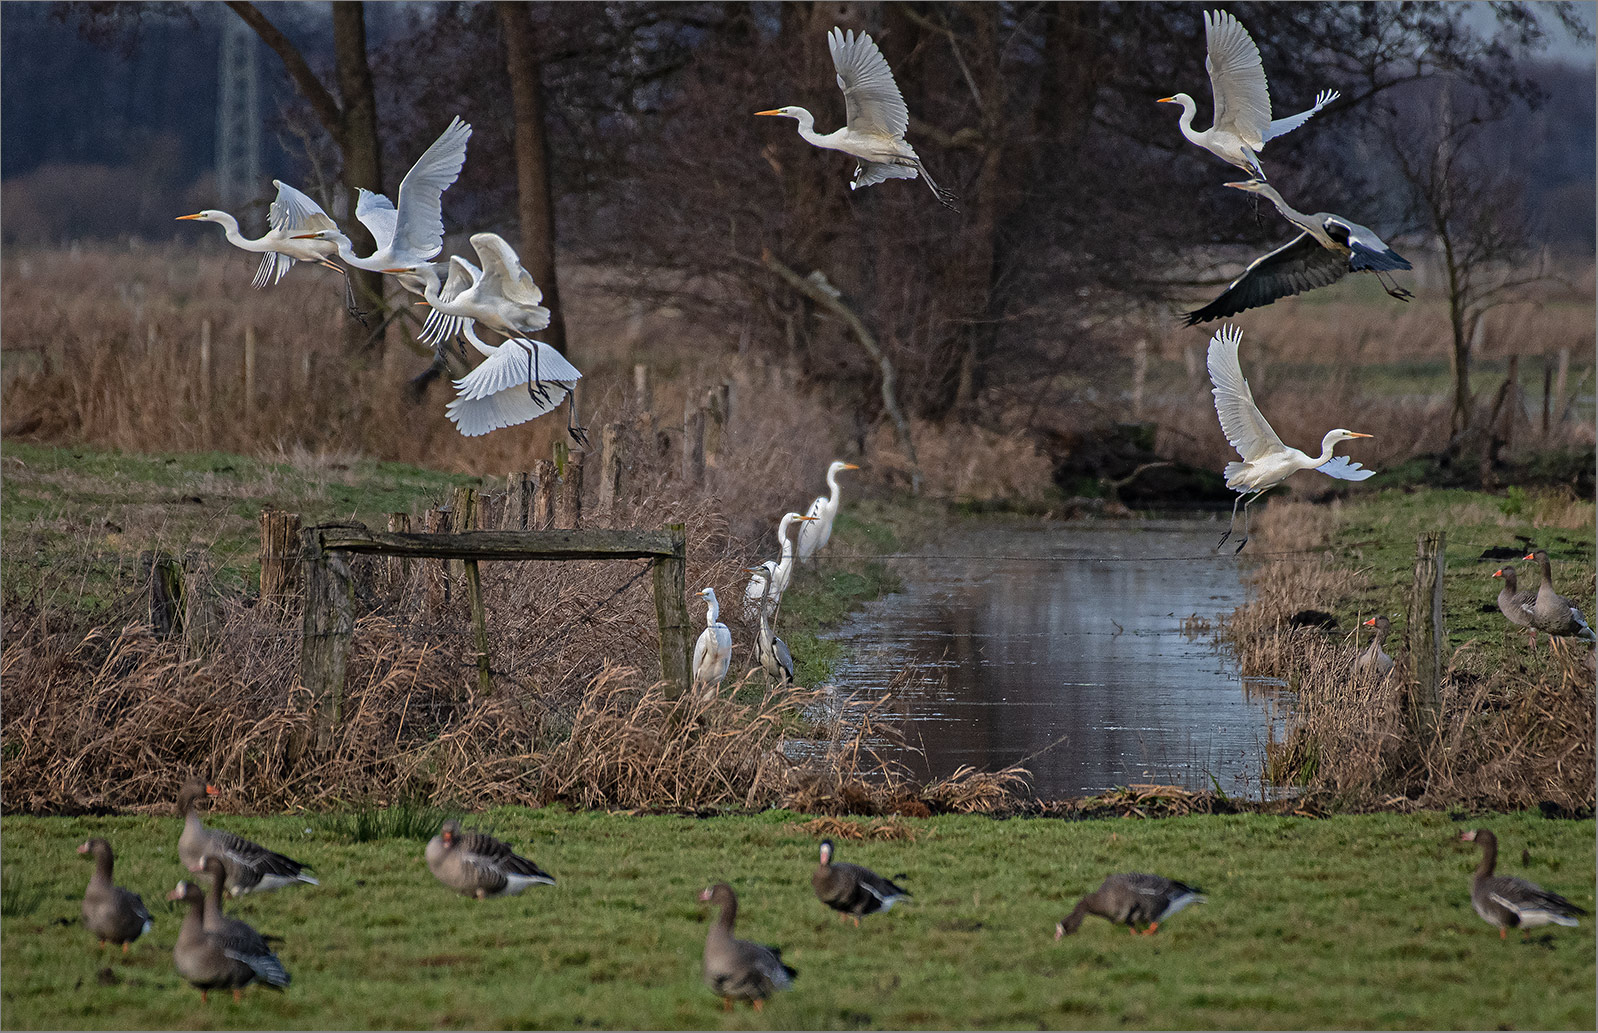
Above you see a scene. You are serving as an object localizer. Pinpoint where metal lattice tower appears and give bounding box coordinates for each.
[215,16,262,217]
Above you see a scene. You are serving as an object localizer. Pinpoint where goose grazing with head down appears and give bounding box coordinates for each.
[1055,873,1206,938]
[167,880,290,1003]
[78,838,152,952]
[812,839,911,926]
[1354,616,1394,678]
[1459,829,1586,939]
[176,781,318,895]
[1522,551,1596,650]
[1492,565,1539,647]
[425,819,555,899]
[699,883,796,1012]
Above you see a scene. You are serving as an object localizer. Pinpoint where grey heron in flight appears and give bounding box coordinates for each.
[1185,180,1414,326]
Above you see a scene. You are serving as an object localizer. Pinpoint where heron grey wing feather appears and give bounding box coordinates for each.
[1316,456,1375,481]
[355,189,399,251]
[829,28,909,138]
[1206,325,1286,462]
[1204,10,1270,145]
[268,180,335,235]
[1184,233,1348,325]
[391,116,472,261]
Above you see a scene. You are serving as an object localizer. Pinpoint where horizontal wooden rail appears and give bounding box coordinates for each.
[309,524,681,561]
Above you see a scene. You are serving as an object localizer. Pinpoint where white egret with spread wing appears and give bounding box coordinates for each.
[1185,180,1413,324]
[444,324,584,442]
[177,179,343,287]
[757,27,957,210]
[1207,325,1374,551]
[1159,10,1338,178]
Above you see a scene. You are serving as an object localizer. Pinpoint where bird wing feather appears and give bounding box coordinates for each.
[1207,325,1286,462]
[1264,88,1339,141]
[268,180,335,235]
[391,116,472,262]
[354,189,399,251]
[452,343,579,402]
[470,233,546,308]
[442,256,480,303]
[1204,10,1271,146]
[828,28,909,139]
[1184,233,1349,325]
[853,160,918,189]
[1315,455,1376,481]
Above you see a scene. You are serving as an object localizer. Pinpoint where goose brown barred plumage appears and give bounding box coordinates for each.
[812,839,911,926]
[176,781,318,895]
[1354,616,1394,678]
[1055,873,1206,938]
[167,881,290,1002]
[1492,565,1539,647]
[78,838,151,952]
[1459,829,1586,939]
[425,819,555,898]
[1522,551,1596,649]
[700,883,796,1012]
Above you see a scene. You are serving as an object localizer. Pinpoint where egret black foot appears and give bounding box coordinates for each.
[568,424,590,448]
[1234,536,1249,554]
[1216,530,1233,550]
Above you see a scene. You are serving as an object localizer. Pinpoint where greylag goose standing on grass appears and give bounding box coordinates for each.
[812,839,911,926]
[78,838,151,952]
[1459,829,1586,939]
[167,881,290,1002]
[176,781,318,895]
[1353,616,1394,678]
[1492,565,1539,647]
[700,882,796,1012]
[1522,551,1596,651]
[425,819,555,898]
[1055,873,1206,937]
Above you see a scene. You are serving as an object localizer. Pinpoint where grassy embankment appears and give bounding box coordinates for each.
[2,808,1592,1030]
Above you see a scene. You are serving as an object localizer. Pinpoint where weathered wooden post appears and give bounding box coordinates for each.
[424,505,451,610]
[633,364,652,412]
[198,319,212,404]
[182,549,221,658]
[386,512,411,594]
[653,522,692,697]
[299,527,355,749]
[1405,531,1445,742]
[504,471,534,530]
[704,383,732,466]
[531,459,557,530]
[558,449,584,529]
[243,325,257,416]
[597,422,626,521]
[258,509,302,611]
[141,550,184,639]
[682,403,706,486]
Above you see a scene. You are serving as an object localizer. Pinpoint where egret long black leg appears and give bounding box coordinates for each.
[521,340,552,406]
[1235,490,1267,554]
[1217,492,1246,550]
[567,393,589,448]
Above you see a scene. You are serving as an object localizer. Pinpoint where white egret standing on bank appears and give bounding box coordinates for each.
[692,588,733,697]
[797,461,860,563]
[757,27,957,210]
[1159,10,1337,178]
[741,560,779,622]
[769,513,816,601]
[1207,325,1374,551]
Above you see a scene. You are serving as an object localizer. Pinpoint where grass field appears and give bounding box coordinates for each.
[1,809,1592,1030]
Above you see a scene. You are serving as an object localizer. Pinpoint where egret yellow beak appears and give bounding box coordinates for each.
[797,515,818,521]
[1347,432,1373,439]
[290,232,321,239]
[380,267,410,274]
[175,213,204,220]
[841,463,861,471]
[1156,96,1177,104]
[415,301,431,307]
[754,109,784,117]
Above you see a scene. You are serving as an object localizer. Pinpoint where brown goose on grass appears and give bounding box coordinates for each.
[177,781,317,895]
[1055,873,1206,938]
[700,882,796,1012]
[1458,829,1585,939]
[812,839,911,926]
[167,881,290,1002]
[1354,616,1394,678]
[1522,551,1596,650]
[425,819,555,898]
[78,838,151,952]
[1492,565,1539,647]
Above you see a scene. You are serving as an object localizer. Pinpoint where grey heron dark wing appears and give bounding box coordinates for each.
[1322,217,1412,273]
[1183,233,1348,326]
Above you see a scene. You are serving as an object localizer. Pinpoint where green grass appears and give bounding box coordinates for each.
[2,809,1592,1029]
[0,442,477,613]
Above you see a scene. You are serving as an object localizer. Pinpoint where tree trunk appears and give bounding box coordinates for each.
[498,2,567,355]
[331,2,386,351]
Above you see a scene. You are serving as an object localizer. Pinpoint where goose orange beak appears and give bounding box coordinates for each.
[1491,569,1504,578]
[1523,553,1536,561]
[1362,617,1377,627]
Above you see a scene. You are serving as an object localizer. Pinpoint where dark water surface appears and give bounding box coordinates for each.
[821,520,1269,800]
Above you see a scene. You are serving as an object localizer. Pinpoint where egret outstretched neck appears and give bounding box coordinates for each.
[1310,430,1348,468]
[1167,94,1203,144]
[703,588,722,625]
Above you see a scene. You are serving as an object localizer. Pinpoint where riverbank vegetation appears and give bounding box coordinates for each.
[2,808,1592,1030]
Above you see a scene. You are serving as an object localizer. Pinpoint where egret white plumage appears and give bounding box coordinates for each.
[769,512,816,601]
[1159,10,1338,178]
[1207,325,1374,551]
[1185,180,1413,324]
[757,27,957,210]
[797,461,860,563]
[741,560,779,622]
[292,116,472,289]
[444,324,584,442]
[692,588,734,697]
[177,179,343,287]
[388,232,551,346]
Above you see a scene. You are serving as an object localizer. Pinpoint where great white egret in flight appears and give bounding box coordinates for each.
[1207,324,1374,551]
[797,460,860,563]
[177,179,344,286]
[293,116,472,287]
[1185,180,1413,325]
[692,587,733,697]
[1159,10,1338,178]
[444,324,584,443]
[757,27,958,210]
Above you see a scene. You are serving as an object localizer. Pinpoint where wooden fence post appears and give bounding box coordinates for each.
[299,528,355,750]
[424,505,451,611]
[449,486,478,581]
[531,459,557,530]
[1405,531,1445,742]
[704,383,731,466]
[633,364,652,412]
[258,509,302,611]
[653,522,692,697]
[558,450,584,529]
[182,549,221,658]
[597,422,626,521]
[386,512,411,594]
[504,471,534,530]
[142,550,183,639]
[243,325,257,416]
[682,403,706,486]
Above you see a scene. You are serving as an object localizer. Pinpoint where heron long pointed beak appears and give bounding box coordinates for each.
[797,515,818,521]
[754,109,784,117]
[176,213,204,220]
[380,268,411,274]
[1347,433,1373,439]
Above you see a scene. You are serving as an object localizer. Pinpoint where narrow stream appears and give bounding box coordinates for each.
[819,520,1270,800]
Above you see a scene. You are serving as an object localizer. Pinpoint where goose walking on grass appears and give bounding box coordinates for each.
[1206,324,1374,552]
[78,838,151,953]
[1055,873,1206,938]
[167,881,290,1003]
[425,819,556,898]
[176,781,318,896]
[700,883,797,1013]
[1354,616,1394,679]
[798,461,860,564]
[1522,551,1596,652]
[812,839,911,926]
[1459,829,1586,939]
[693,588,734,697]
[1492,565,1540,648]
